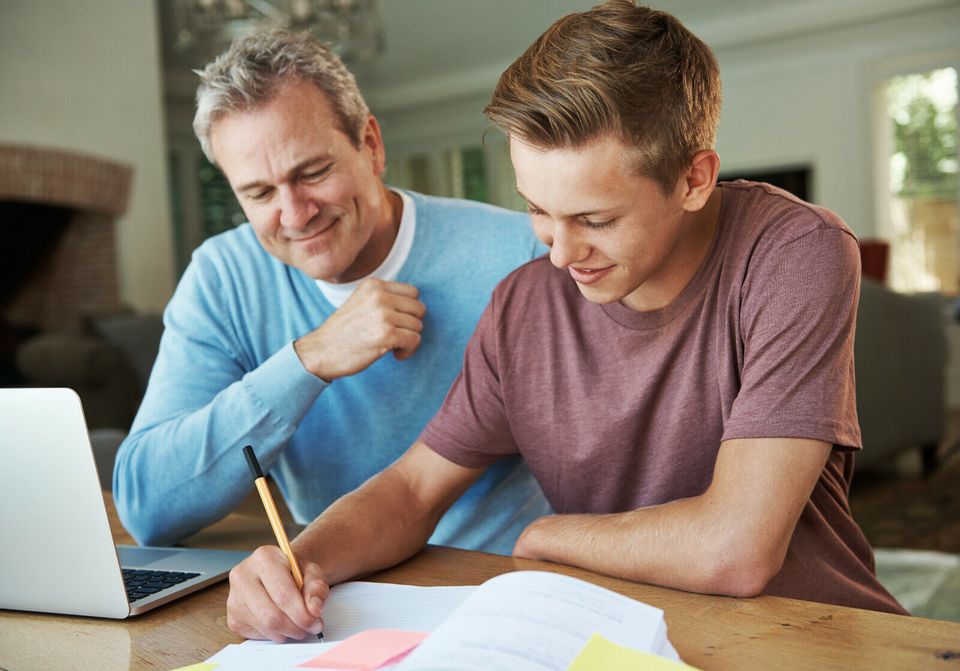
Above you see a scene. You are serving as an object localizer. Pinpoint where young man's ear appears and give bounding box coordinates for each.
[681,150,720,212]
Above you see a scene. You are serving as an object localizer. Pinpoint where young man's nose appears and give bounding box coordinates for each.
[548,222,588,269]
[279,187,319,231]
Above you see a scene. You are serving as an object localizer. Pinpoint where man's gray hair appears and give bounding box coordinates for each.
[193,30,370,164]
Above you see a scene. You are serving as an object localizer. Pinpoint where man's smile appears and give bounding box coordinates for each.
[568,265,615,285]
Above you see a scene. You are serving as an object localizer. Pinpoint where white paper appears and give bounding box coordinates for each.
[205,581,475,670]
[320,582,476,640]
[396,571,675,670]
[204,573,682,671]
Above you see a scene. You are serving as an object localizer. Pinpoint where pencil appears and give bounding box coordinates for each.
[242,445,322,640]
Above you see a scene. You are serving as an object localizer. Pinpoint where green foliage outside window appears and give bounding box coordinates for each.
[887,68,958,199]
[198,157,246,239]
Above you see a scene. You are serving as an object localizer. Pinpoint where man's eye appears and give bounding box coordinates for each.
[527,206,545,216]
[302,166,332,181]
[249,190,272,202]
[582,218,613,229]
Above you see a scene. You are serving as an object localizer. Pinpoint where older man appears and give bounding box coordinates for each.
[113,31,550,554]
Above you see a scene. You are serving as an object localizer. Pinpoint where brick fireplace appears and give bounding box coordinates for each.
[0,143,133,333]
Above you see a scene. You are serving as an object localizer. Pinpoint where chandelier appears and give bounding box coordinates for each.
[171,0,386,65]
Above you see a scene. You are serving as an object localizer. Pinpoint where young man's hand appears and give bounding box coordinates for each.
[226,545,329,642]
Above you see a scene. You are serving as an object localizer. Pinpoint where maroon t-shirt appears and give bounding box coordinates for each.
[421,181,905,614]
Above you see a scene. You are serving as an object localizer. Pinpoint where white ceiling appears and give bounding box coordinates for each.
[161,0,956,107]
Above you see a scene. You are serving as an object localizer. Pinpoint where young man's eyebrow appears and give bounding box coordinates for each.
[515,188,610,218]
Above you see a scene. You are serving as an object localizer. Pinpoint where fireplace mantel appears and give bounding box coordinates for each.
[1,144,135,332]
[0,143,133,215]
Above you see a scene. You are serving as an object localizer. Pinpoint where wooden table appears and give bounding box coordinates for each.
[2,497,959,671]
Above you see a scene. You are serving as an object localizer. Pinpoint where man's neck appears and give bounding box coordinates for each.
[339,184,403,283]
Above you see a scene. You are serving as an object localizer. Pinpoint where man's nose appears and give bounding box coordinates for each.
[548,222,588,269]
[278,186,319,230]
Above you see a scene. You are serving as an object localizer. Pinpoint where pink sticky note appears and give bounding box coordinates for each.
[298,629,429,670]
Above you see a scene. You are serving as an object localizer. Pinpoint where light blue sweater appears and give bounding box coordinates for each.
[113,191,551,553]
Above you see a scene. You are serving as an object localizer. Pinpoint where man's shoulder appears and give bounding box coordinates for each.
[401,191,543,269]
[193,223,262,259]
[189,224,286,274]
[179,224,293,300]
[405,190,530,228]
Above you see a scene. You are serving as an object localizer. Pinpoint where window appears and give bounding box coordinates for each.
[197,157,245,241]
[876,67,959,294]
[387,142,521,210]
[167,152,245,275]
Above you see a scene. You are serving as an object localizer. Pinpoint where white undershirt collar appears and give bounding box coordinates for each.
[315,189,415,308]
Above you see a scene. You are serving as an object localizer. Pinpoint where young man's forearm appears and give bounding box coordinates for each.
[289,441,483,586]
[289,467,439,585]
[513,496,775,596]
[514,438,831,597]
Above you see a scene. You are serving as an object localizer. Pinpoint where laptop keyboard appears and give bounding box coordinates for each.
[122,568,201,603]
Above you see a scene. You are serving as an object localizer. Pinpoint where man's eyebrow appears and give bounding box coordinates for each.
[235,155,333,193]
[515,188,610,218]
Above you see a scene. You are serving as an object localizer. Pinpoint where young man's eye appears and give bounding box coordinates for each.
[527,206,546,216]
[582,218,613,229]
[249,190,272,202]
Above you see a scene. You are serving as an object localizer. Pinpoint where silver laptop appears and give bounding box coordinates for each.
[0,387,250,618]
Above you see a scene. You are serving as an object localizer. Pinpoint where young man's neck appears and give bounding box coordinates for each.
[622,187,722,312]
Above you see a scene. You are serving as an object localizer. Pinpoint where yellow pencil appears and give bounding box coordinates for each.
[244,444,303,587]
[243,444,304,587]
[243,445,320,639]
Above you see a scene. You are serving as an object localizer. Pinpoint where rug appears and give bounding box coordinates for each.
[874,548,960,622]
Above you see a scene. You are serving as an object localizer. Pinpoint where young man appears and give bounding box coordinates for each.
[112,31,551,554]
[225,1,905,642]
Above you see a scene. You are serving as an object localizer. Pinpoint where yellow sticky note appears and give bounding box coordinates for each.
[567,633,698,671]
[168,663,218,671]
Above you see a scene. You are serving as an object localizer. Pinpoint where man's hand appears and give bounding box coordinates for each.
[226,545,329,642]
[295,278,426,381]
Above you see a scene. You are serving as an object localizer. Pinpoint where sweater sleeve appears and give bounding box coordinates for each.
[112,247,328,546]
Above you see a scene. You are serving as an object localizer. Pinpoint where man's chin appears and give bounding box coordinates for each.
[574,283,621,305]
[296,257,346,283]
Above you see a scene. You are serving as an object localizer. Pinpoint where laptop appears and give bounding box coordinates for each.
[0,387,250,618]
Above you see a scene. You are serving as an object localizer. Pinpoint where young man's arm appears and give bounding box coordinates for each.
[225,441,484,642]
[512,436,831,597]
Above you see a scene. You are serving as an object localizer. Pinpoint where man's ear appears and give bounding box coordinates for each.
[681,150,720,212]
[361,115,387,176]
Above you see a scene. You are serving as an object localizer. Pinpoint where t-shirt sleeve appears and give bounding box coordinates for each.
[722,223,862,449]
[419,293,519,467]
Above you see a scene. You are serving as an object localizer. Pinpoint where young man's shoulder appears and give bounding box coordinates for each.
[491,255,575,311]
[720,180,855,248]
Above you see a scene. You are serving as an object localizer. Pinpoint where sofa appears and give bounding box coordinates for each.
[854,279,947,473]
[13,311,163,486]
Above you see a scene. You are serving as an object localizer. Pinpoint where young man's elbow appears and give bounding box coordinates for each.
[700,545,783,598]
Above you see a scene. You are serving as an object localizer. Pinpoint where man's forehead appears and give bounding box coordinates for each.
[209,91,345,181]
